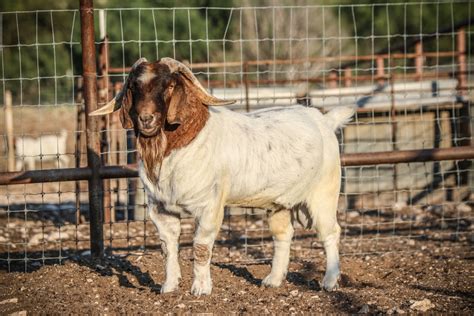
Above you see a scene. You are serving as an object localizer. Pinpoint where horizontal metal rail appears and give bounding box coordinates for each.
[0,146,472,186]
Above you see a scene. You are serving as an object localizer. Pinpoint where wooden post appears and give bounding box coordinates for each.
[376,56,385,86]
[456,27,471,188]
[344,68,352,87]
[4,90,14,171]
[457,28,467,96]
[243,62,250,112]
[328,70,338,89]
[415,41,423,81]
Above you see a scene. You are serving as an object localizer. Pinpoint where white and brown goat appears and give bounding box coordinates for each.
[91,57,354,296]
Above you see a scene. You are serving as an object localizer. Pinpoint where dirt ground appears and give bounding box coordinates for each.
[0,237,472,314]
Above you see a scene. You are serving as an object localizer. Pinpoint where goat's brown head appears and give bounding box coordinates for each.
[90,57,235,138]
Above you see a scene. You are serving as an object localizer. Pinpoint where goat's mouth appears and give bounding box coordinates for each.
[139,126,160,137]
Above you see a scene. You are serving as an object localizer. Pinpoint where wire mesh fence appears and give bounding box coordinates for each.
[0,2,472,271]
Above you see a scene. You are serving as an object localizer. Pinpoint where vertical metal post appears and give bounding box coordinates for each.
[80,0,104,258]
[456,27,471,187]
[98,36,112,224]
[457,28,467,96]
[74,77,84,225]
[243,62,250,112]
[4,90,14,171]
[376,56,384,86]
[344,68,352,87]
[415,42,423,81]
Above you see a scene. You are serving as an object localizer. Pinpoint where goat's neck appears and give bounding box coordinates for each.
[137,102,209,182]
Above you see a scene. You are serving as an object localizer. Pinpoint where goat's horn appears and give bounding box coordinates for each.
[160,57,236,106]
[89,57,148,116]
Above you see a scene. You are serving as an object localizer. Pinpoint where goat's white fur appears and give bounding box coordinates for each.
[15,129,69,170]
[141,104,354,295]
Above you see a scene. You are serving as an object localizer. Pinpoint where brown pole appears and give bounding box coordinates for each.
[344,68,352,87]
[243,62,250,112]
[98,36,111,224]
[80,0,104,258]
[415,42,423,81]
[376,56,384,86]
[456,28,471,186]
[1,147,473,186]
[4,90,14,171]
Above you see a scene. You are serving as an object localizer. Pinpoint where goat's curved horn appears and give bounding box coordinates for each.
[160,57,236,106]
[89,57,148,116]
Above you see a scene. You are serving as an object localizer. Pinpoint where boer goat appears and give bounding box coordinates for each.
[91,57,354,296]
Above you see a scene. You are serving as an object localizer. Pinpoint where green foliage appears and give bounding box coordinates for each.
[337,1,474,53]
[0,0,471,105]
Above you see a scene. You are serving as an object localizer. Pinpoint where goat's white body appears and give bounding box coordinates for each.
[141,105,353,295]
[144,106,342,219]
[15,129,69,170]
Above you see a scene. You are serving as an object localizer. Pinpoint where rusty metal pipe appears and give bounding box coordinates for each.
[341,146,474,167]
[80,0,104,258]
[1,147,473,185]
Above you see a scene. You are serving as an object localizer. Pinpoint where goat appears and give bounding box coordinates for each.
[15,129,69,170]
[90,57,354,296]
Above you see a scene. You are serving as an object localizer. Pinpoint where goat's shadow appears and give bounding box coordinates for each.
[214,262,263,286]
[89,254,162,293]
[0,250,162,294]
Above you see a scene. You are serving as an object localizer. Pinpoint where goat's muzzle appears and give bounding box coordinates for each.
[138,113,160,137]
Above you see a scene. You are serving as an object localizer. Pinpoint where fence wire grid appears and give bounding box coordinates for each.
[0,1,473,271]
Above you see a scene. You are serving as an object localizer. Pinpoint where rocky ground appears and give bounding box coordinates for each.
[0,238,473,314]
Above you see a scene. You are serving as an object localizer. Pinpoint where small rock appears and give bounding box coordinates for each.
[86,278,93,283]
[176,303,186,309]
[290,289,299,297]
[0,298,18,304]
[95,264,105,270]
[410,299,435,312]
[81,250,91,256]
[10,311,27,316]
[289,307,296,312]
[456,203,471,213]
[393,201,407,212]
[347,211,360,219]
[407,239,415,246]
[358,304,370,314]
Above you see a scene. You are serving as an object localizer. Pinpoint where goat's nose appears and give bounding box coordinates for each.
[139,114,154,125]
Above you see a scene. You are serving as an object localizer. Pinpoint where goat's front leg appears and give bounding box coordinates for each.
[148,204,181,293]
[191,206,225,296]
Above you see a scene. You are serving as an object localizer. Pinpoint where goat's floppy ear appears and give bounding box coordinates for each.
[119,89,134,129]
[166,80,187,125]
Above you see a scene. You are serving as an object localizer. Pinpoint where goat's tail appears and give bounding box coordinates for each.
[325,106,355,130]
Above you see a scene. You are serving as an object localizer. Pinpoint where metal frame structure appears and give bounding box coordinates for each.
[0,1,472,260]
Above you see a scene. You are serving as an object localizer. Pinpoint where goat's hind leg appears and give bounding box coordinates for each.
[149,204,181,293]
[262,210,294,288]
[310,194,341,291]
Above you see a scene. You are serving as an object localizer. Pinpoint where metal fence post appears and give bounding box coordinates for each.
[80,0,104,258]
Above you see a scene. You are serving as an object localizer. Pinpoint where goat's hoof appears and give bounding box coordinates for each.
[161,280,179,294]
[321,275,340,292]
[262,274,283,288]
[191,279,212,296]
